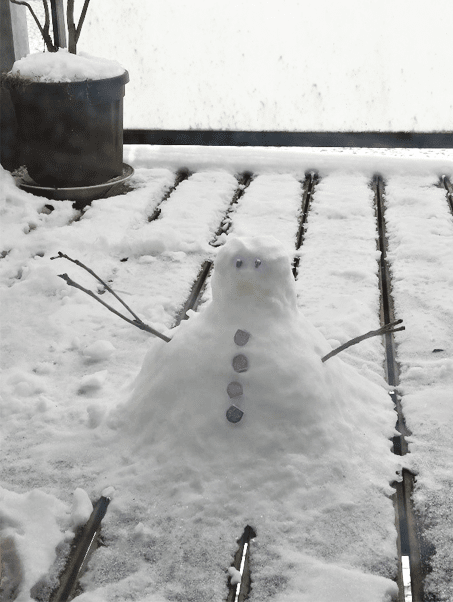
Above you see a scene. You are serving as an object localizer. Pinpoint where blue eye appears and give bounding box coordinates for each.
[236,259,243,268]
[255,258,261,268]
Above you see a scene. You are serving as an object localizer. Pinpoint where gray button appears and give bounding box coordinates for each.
[227,381,243,398]
[234,329,250,346]
[232,354,248,373]
[226,405,244,423]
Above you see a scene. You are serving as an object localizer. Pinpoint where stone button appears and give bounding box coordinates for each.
[232,354,248,373]
[226,405,244,423]
[234,329,250,346]
[227,381,243,398]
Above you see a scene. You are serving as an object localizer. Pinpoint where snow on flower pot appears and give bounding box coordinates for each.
[5,69,129,188]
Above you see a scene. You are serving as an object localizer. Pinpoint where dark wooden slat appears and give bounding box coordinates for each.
[442,175,453,215]
[226,525,257,602]
[173,172,253,325]
[292,172,318,278]
[50,496,111,602]
[148,168,190,222]
[374,175,423,602]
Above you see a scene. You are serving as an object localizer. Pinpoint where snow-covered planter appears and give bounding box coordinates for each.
[3,52,129,187]
[2,1,129,188]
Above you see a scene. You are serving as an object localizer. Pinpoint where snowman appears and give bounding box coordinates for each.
[98,236,400,602]
[116,235,397,475]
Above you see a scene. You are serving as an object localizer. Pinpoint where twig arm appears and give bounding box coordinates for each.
[58,274,171,342]
[321,319,405,362]
[52,252,142,322]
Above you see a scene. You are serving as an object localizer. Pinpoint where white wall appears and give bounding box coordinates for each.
[34,0,453,131]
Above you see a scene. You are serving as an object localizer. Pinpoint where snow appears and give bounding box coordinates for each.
[296,172,385,378]
[83,340,116,362]
[0,487,69,602]
[70,488,93,528]
[78,370,108,393]
[227,566,242,586]
[9,48,125,82]
[1,146,453,601]
[116,235,397,465]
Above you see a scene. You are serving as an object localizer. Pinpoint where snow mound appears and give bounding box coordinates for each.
[83,340,115,362]
[10,49,125,82]
[0,487,69,602]
[70,488,93,528]
[113,236,398,488]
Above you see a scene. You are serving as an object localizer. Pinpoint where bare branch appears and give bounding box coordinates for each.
[41,0,52,48]
[10,0,56,51]
[51,253,172,343]
[321,319,405,362]
[75,0,91,43]
[52,251,142,321]
[59,273,172,342]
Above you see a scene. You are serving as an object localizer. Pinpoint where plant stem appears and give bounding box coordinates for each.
[75,0,91,43]
[10,0,57,51]
[67,0,76,53]
[41,0,52,48]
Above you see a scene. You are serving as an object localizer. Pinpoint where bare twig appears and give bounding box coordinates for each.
[10,0,57,51]
[321,319,405,363]
[51,252,171,343]
[52,252,142,321]
[41,0,52,48]
[75,0,91,43]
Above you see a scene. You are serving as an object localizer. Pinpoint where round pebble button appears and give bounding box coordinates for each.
[234,329,250,346]
[227,381,243,398]
[232,354,248,373]
[226,405,244,423]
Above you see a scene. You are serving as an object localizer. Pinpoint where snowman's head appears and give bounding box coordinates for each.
[211,236,297,315]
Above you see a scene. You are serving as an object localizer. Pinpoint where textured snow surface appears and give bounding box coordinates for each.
[10,49,125,82]
[0,488,69,602]
[1,147,453,602]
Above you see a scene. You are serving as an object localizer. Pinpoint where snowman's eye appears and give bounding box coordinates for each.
[236,259,243,268]
[255,258,262,268]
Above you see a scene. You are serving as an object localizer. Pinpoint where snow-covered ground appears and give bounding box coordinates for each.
[1,146,452,601]
[23,0,453,131]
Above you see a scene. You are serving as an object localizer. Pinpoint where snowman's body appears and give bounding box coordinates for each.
[121,237,396,482]
[105,236,400,601]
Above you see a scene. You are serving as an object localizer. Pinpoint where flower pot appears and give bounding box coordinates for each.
[5,70,129,187]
